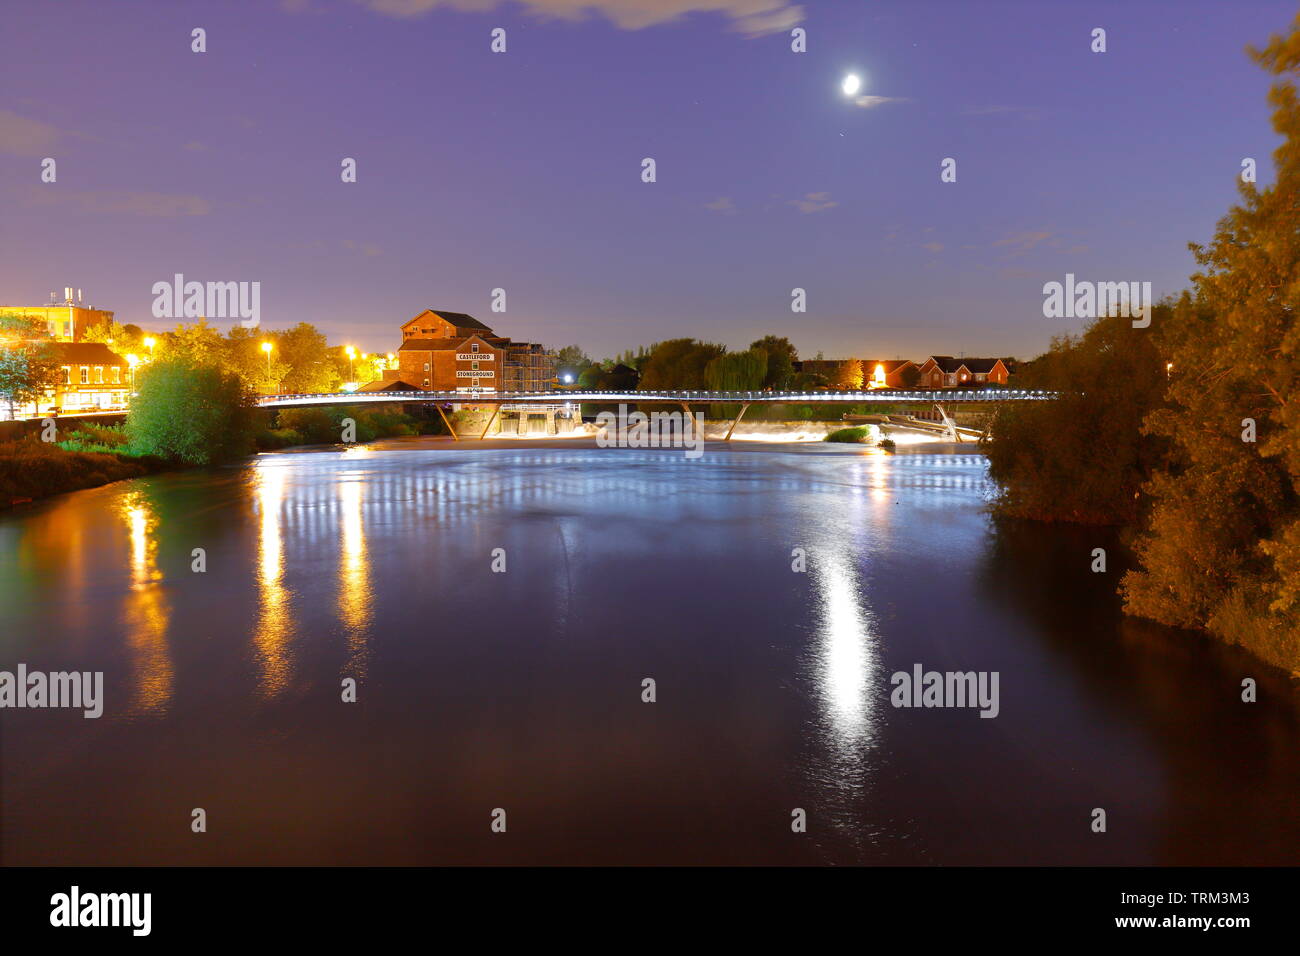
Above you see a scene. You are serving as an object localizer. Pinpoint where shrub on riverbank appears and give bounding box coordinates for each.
[127,356,258,465]
[0,437,152,504]
[272,404,426,445]
[825,427,869,443]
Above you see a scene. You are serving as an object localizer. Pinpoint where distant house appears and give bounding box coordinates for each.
[792,358,918,390]
[860,359,919,389]
[916,356,1010,388]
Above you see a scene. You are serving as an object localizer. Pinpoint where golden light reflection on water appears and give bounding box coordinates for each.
[119,493,173,715]
[254,466,293,698]
[338,476,371,677]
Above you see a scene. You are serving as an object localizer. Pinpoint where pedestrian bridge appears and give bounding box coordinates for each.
[255,388,1056,441]
[256,387,1057,408]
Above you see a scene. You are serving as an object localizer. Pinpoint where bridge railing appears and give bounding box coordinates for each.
[255,387,1059,406]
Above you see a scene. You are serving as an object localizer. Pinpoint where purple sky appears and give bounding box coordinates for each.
[1,0,1293,360]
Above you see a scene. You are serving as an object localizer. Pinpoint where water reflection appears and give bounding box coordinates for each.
[119,492,173,715]
[253,465,293,698]
[338,475,371,678]
[811,547,878,754]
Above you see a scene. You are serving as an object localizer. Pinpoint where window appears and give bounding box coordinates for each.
[62,366,71,385]
[111,367,120,384]
[80,366,89,384]
[423,362,430,371]
[471,343,479,353]
[423,379,430,387]
[94,366,103,384]
[471,362,479,370]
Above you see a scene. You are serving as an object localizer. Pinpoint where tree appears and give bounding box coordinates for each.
[126,355,257,464]
[705,348,767,391]
[0,314,59,417]
[830,359,863,390]
[750,335,797,388]
[82,319,145,357]
[1121,17,1300,669]
[637,338,726,390]
[277,323,340,393]
[983,308,1169,525]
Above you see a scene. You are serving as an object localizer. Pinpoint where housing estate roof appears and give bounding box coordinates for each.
[52,342,128,365]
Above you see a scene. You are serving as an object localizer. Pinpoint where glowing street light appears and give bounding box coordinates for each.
[345,345,357,380]
[126,353,140,388]
[143,336,156,358]
[261,340,273,376]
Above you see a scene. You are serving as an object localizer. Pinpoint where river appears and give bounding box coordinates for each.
[2,439,1298,865]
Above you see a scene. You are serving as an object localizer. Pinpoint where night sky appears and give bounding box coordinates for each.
[1,0,1292,359]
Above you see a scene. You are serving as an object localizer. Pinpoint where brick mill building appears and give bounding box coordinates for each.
[373,309,555,396]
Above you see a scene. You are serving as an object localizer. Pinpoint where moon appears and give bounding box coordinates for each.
[841,74,861,97]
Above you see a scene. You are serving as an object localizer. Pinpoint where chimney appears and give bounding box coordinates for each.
[77,288,83,304]
[49,291,58,304]
[64,287,74,304]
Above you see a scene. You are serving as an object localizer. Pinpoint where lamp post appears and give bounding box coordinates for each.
[261,341,274,391]
[126,354,140,390]
[346,346,356,381]
[143,336,156,359]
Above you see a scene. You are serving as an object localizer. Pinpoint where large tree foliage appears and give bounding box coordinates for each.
[126,355,257,464]
[637,338,726,389]
[705,348,767,391]
[1121,19,1300,669]
[750,335,797,388]
[983,309,1169,525]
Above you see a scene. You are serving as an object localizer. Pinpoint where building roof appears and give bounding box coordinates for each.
[860,359,915,372]
[357,379,420,392]
[401,309,494,333]
[52,342,128,365]
[398,338,464,351]
[926,356,1005,374]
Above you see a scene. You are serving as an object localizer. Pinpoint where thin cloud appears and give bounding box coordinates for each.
[921,241,943,253]
[853,95,909,110]
[0,110,62,156]
[704,196,738,215]
[349,0,804,36]
[22,186,212,217]
[993,230,1054,255]
[788,191,836,214]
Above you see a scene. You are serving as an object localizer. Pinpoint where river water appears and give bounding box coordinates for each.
[2,440,1297,865]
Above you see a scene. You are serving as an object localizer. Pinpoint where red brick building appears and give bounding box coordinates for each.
[380,309,554,395]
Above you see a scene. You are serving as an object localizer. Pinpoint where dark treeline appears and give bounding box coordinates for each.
[983,18,1300,671]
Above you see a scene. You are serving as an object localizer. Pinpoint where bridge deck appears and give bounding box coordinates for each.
[257,388,1056,408]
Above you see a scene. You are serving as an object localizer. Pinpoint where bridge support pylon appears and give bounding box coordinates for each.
[934,402,960,443]
[435,404,459,441]
[724,402,750,441]
[478,405,501,440]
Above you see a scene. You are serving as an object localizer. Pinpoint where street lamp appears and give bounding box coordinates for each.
[126,353,140,389]
[262,340,274,380]
[143,336,156,358]
[345,346,356,380]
